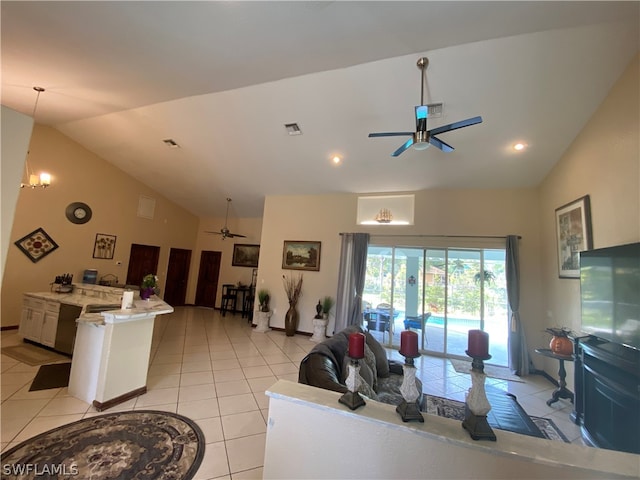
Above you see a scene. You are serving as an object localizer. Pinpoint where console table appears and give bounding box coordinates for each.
[534,348,574,406]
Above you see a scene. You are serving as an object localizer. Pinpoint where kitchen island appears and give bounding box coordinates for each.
[22,284,173,410]
[69,295,173,410]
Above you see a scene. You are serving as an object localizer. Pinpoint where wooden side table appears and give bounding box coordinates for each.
[535,348,574,406]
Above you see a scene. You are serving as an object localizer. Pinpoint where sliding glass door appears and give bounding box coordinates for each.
[363,245,508,366]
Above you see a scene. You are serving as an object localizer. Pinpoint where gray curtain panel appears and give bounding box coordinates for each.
[334,233,370,334]
[506,234,529,376]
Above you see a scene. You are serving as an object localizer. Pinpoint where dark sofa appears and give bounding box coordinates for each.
[298,326,422,406]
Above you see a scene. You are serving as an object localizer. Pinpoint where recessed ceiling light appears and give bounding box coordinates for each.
[513,143,526,151]
[332,155,342,165]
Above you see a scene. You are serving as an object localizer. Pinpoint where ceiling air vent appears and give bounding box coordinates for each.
[284,123,302,136]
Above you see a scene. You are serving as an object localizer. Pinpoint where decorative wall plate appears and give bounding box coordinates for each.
[65,202,92,224]
[14,227,59,263]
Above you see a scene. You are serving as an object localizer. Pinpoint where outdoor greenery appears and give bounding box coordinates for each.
[363,249,507,320]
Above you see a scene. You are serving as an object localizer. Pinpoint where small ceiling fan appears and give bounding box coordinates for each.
[205,198,246,240]
[369,57,483,157]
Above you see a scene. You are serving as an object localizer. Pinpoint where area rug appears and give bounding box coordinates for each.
[423,394,570,443]
[29,362,72,391]
[0,410,205,479]
[449,358,524,383]
[1,344,69,366]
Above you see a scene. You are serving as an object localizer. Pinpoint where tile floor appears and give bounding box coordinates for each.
[1,306,584,479]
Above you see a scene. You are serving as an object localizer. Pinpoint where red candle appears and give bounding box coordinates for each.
[400,330,419,357]
[467,329,489,357]
[348,332,365,359]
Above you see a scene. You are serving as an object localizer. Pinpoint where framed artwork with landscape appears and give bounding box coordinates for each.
[282,240,321,271]
[555,195,592,278]
[232,244,260,268]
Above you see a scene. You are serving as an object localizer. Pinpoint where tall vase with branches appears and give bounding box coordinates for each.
[283,273,303,336]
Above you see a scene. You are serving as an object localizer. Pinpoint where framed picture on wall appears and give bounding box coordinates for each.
[93,233,117,260]
[14,227,59,263]
[282,240,321,271]
[555,195,593,278]
[232,244,260,268]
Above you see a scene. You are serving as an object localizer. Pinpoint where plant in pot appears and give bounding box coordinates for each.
[310,296,334,343]
[282,273,303,336]
[322,296,335,320]
[141,274,158,300]
[258,289,270,312]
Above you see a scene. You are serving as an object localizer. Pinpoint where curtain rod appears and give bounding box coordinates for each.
[339,233,521,239]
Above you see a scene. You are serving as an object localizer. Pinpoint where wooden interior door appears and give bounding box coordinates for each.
[195,250,221,308]
[126,244,160,287]
[164,248,191,306]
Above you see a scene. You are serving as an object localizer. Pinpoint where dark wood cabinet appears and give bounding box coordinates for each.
[573,336,640,454]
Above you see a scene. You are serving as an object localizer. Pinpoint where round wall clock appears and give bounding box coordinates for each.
[65,202,92,224]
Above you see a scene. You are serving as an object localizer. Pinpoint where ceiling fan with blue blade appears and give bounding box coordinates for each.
[369,57,483,156]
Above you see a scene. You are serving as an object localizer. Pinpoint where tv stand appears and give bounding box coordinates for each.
[573,336,640,454]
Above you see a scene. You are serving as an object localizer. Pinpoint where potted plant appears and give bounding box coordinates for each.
[258,289,270,312]
[282,273,303,336]
[141,274,158,300]
[310,296,334,343]
[322,296,335,320]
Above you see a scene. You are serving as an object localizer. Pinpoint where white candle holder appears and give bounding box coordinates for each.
[396,354,424,422]
[339,358,366,410]
[462,353,496,441]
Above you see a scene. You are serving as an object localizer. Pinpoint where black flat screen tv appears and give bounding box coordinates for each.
[580,242,640,350]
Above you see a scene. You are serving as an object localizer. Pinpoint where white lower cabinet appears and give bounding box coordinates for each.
[40,302,60,347]
[19,296,45,342]
[19,296,60,347]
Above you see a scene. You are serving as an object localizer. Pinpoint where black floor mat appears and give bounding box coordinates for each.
[29,362,72,391]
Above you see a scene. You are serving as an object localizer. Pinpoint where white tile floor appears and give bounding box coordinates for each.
[1,306,584,479]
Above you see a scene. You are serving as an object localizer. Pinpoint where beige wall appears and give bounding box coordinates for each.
[257,189,544,353]
[537,53,640,384]
[1,125,200,327]
[189,216,264,304]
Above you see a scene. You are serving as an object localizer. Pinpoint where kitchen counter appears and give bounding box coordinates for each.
[42,284,176,411]
[26,284,172,323]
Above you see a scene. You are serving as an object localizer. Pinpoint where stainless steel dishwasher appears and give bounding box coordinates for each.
[54,303,83,355]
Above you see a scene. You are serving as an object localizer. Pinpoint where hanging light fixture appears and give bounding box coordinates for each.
[20,86,51,189]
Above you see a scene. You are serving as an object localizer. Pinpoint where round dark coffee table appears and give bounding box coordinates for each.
[535,348,574,406]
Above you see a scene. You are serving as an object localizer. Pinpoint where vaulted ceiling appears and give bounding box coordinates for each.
[2,1,639,218]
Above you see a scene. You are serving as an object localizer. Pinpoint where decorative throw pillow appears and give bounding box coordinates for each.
[365,331,390,378]
[363,344,378,389]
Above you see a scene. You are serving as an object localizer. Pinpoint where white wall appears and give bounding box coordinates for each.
[264,380,639,479]
[1,106,33,283]
[537,53,639,384]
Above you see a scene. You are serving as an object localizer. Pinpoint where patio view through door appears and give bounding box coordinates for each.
[363,245,508,366]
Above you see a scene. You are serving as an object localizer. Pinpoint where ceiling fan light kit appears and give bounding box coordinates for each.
[205,198,246,240]
[369,57,482,156]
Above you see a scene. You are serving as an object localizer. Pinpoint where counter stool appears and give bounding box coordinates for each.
[221,284,237,317]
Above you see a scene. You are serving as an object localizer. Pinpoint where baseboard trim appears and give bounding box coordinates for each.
[1,325,19,331]
[93,386,147,412]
